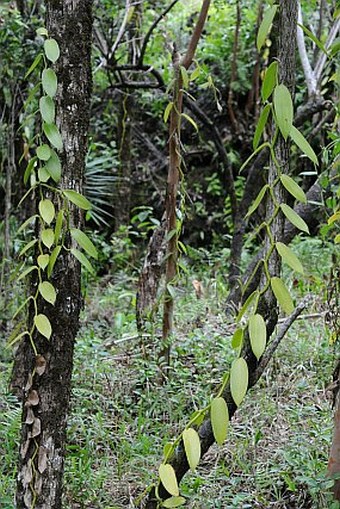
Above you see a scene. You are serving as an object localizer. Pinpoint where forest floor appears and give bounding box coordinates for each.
[0,237,339,508]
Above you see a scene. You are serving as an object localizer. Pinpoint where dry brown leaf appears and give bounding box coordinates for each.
[35,355,47,376]
[31,417,41,438]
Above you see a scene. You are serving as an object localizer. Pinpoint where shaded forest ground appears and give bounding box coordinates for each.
[0,237,338,508]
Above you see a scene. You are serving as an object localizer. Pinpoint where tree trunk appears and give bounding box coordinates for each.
[14,2,93,507]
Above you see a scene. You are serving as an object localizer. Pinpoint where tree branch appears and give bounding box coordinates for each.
[181,0,211,69]
[314,15,340,83]
[138,0,180,66]
[297,1,317,97]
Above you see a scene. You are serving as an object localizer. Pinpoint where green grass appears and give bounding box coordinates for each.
[0,239,338,508]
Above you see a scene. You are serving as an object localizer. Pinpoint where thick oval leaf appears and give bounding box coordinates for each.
[39,96,55,123]
[36,27,48,37]
[164,102,173,123]
[46,150,61,183]
[43,122,63,151]
[36,144,51,161]
[276,242,304,273]
[41,228,55,249]
[280,174,307,204]
[38,167,50,183]
[42,68,57,97]
[230,358,248,407]
[24,157,37,185]
[261,61,278,101]
[231,328,244,349]
[70,228,98,259]
[39,199,55,225]
[54,210,63,243]
[37,254,50,270]
[159,464,179,497]
[39,281,56,305]
[253,105,271,150]
[47,245,61,277]
[271,276,295,314]
[257,5,278,51]
[246,184,269,218]
[163,442,175,461]
[71,248,95,274]
[34,313,52,339]
[44,38,60,63]
[162,496,186,508]
[63,190,92,210]
[273,84,293,140]
[182,428,201,472]
[211,397,229,445]
[289,125,318,165]
[280,204,310,234]
[248,314,267,361]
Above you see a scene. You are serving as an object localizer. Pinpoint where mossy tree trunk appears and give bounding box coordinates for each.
[14,1,93,507]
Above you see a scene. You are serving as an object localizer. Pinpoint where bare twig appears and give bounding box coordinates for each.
[314,15,340,83]
[138,0,180,66]
[297,2,317,97]
[181,0,211,69]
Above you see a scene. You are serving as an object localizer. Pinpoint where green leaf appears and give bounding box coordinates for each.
[41,228,55,249]
[231,328,244,349]
[257,5,278,51]
[246,184,269,218]
[17,266,37,282]
[211,397,229,445]
[19,239,38,257]
[276,242,304,274]
[25,53,43,79]
[180,66,189,89]
[37,254,50,270]
[70,228,98,259]
[261,61,278,102]
[230,358,248,407]
[182,428,201,472]
[39,96,55,123]
[248,314,267,361]
[71,248,95,274]
[273,84,293,140]
[43,122,63,151]
[39,281,56,305]
[18,215,38,233]
[24,157,37,185]
[162,496,186,508]
[36,27,48,37]
[280,204,310,234]
[253,104,271,150]
[289,125,318,165]
[34,313,52,339]
[181,113,198,132]
[7,331,29,348]
[280,174,307,204]
[271,276,295,314]
[164,102,173,123]
[38,167,50,183]
[297,23,328,56]
[46,150,61,183]
[42,68,58,97]
[63,190,92,210]
[54,210,63,243]
[39,199,55,225]
[37,144,51,161]
[47,246,61,277]
[159,464,179,497]
[163,442,175,461]
[236,290,259,322]
[44,38,60,63]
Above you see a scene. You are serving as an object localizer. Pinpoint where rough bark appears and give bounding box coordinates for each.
[142,1,298,506]
[14,2,93,508]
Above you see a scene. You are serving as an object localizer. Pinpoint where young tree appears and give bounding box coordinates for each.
[13,1,93,507]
